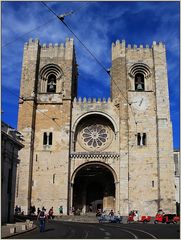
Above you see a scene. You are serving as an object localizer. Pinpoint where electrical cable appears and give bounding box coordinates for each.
[3,88,61,128]
[3,0,167,130]
[40,1,139,129]
[40,2,169,132]
[3,2,172,149]
[2,2,88,48]
[41,2,110,75]
[2,17,56,48]
[41,1,59,18]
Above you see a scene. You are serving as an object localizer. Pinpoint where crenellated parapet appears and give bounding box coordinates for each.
[73,97,112,105]
[24,37,74,60]
[24,38,40,48]
[112,39,165,61]
[112,40,126,60]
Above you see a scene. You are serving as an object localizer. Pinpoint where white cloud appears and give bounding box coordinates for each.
[2,2,180,147]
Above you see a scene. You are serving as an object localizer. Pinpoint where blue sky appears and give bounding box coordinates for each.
[2,1,180,149]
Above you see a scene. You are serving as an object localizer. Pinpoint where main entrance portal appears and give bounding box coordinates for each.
[72,163,115,213]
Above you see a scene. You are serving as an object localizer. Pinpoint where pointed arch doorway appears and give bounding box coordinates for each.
[72,163,116,213]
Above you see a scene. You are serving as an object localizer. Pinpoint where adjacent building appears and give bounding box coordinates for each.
[174,149,180,215]
[15,38,176,216]
[1,121,24,223]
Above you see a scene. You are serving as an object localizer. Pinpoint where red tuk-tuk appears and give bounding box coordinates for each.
[139,215,151,223]
[127,210,151,223]
[154,209,180,224]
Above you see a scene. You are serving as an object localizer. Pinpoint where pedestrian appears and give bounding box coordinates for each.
[37,208,47,232]
[59,205,63,215]
[133,210,139,221]
[42,206,46,211]
[30,205,33,215]
[18,206,21,215]
[76,208,81,216]
[15,205,19,215]
[37,207,41,216]
[109,209,114,216]
[96,209,102,217]
[115,211,122,223]
[32,205,36,215]
[89,205,93,212]
[72,206,75,215]
[109,209,114,221]
[48,207,54,219]
[158,209,165,215]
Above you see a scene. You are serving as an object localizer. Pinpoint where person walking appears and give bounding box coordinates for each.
[109,209,114,222]
[37,208,47,232]
[15,205,19,215]
[59,205,63,215]
[37,207,41,216]
[48,207,54,219]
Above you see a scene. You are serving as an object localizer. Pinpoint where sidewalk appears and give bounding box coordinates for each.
[1,220,37,239]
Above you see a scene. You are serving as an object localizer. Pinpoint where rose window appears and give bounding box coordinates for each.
[78,123,112,151]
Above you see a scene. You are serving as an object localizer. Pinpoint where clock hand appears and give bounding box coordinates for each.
[139,98,143,106]
[129,101,137,105]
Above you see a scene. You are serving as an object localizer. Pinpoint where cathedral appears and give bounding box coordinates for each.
[15,37,176,216]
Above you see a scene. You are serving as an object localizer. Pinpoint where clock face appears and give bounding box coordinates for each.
[131,95,148,111]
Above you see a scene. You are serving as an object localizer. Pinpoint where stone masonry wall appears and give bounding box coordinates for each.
[111,40,175,215]
[16,37,175,216]
[16,38,76,214]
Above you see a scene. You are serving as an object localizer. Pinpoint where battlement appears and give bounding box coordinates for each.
[112,40,165,60]
[112,39,165,50]
[24,38,74,60]
[24,37,74,48]
[73,97,112,104]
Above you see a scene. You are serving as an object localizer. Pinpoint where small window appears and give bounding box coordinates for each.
[49,132,53,145]
[137,133,141,145]
[47,74,56,93]
[137,133,147,146]
[43,132,53,146]
[152,181,154,187]
[135,73,144,91]
[43,132,48,145]
[53,174,56,184]
[142,133,146,145]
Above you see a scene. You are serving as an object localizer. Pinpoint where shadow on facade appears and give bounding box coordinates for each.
[73,164,115,213]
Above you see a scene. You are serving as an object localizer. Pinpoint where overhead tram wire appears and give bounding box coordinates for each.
[41,1,138,129]
[2,2,88,48]
[3,4,172,152]
[2,17,56,48]
[4,88,61,129]
[41,1,109,75]
[4,85,175,165]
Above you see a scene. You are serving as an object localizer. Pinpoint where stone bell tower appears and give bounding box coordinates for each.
[111,40,176,215]
[16,38,78,214]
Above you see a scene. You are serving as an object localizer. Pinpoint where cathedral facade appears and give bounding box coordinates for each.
[15,37,176,216]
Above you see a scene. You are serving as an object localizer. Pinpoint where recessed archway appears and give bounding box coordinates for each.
[71,163,116,213]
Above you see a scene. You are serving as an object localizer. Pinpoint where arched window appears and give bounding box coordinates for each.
[135,73,144,91]
[129,63,151,91]
[47,74,56,93]
[39,64,63,93]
